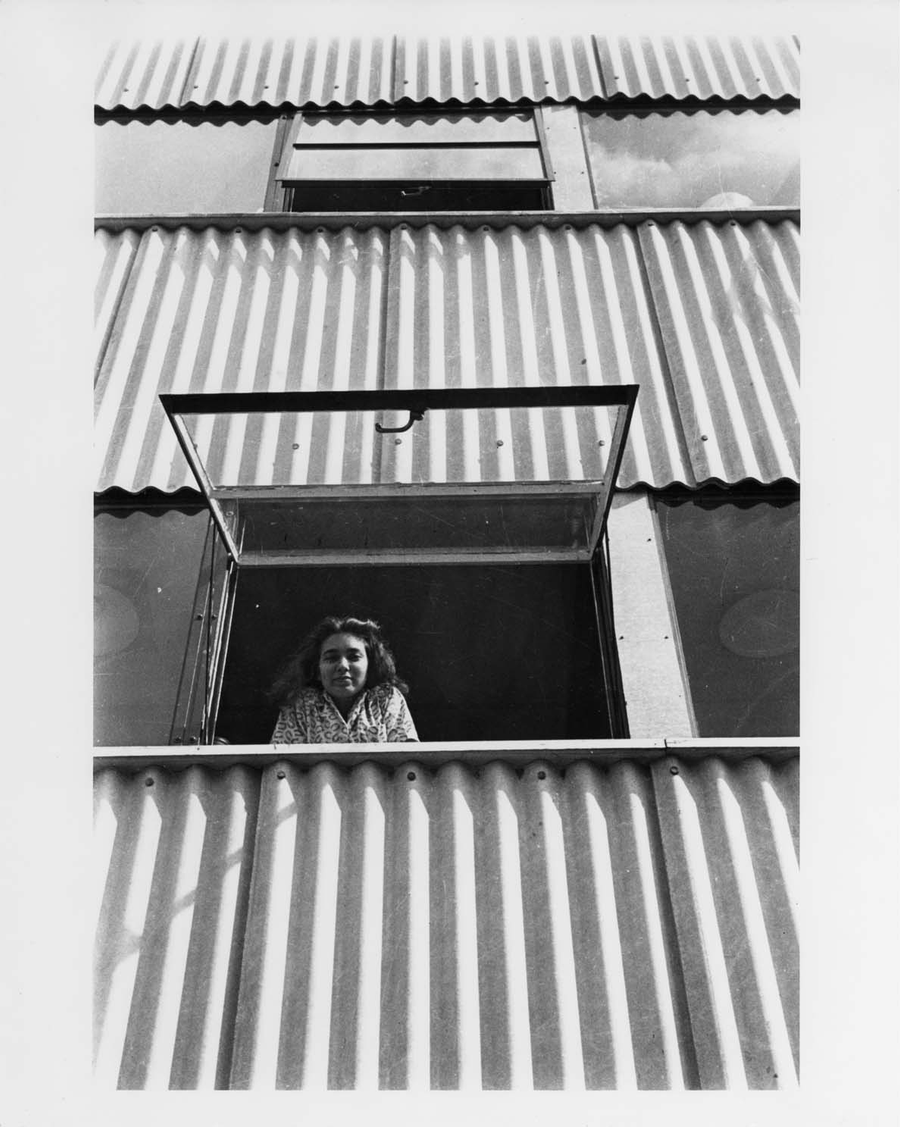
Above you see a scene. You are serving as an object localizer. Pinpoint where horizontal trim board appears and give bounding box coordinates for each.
[94,738,800,773]
[95,207,801,233]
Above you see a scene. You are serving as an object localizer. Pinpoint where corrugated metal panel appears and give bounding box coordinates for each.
[95,35,798,111]
[382,222,692,489]
[595,35,800,101]
[94,220,798,493]
[638,219,800,485]
[392,35,603,106]
[93,753,798,1089]
[94,225,388,493]
[93,765,260,1088]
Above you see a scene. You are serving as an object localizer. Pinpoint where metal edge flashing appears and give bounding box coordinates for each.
[94,208,801,234]
[95,95,801,117]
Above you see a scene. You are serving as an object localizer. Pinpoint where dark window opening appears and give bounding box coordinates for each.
[286,181,550,212]
[656,490,799,737]
[214,562,614,745]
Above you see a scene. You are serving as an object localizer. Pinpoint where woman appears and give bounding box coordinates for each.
[270,616,418,744]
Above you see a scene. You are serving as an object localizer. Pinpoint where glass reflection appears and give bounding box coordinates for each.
[582,108,799,208]
[95,117,280,214]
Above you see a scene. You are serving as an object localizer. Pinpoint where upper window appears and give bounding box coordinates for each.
[581,107,799,209]
[95,115,282,214]
[278,110,552,212]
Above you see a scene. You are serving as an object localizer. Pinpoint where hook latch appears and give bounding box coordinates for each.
[375,409,426,434]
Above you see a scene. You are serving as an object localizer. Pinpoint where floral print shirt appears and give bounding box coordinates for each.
[271,684,418,744]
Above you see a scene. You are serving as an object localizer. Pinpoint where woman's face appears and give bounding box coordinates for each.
[318,632,369,704]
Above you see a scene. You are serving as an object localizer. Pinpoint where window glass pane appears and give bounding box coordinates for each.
[176,403,625,560]
[582,108,800,208]
[179,406,618,489]
[300,111,537,145]
[656,495,799,737]
[95,117,279,213]
[94,507,208,745]
[284,145,545,181]
[215,563,610,743]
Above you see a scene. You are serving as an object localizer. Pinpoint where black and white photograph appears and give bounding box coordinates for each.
[1,0,898,1122]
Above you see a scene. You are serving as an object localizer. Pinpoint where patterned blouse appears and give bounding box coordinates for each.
[271,683,419,744]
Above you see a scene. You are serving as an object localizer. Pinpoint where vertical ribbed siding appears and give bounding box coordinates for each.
[93,765,260,1088]
[94,225,388,492]
[383,222,693,488]
[393,35,602,105]
[93,220,799,493]
[595,35,800,101]
[639,219,800,485]
[652,755,799,1088]
[94,754,797,1089]
[93,221,799,493]
[95,35,798,111]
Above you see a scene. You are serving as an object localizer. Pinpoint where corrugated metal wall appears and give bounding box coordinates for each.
[93,753,798,1089]
[95,34,799,112]
[94,219,799,493]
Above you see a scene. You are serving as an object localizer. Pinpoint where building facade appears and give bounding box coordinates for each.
[93,33,800,1089]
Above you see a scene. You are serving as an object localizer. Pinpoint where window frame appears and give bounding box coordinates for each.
[158,385,637,745]
[271,106,556,212]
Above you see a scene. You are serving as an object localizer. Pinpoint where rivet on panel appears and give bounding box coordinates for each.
[700,434,708,441]
[292,443,300,450]
[537,770,546,780]
[395,438,402,445]
[277,770,286,780]
[496,439,504,447]
[597,439,605,446]
[669,765,679,775]
[407,771,416,781]
[145,777,154,787]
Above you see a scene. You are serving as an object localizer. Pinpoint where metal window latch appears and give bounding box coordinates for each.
[375,409,426,434]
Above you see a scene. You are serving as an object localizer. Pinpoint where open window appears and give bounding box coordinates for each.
[161,385,637,744]
[276,110,554,212]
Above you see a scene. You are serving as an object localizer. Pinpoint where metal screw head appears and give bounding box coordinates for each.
[277,770,286,780]
[145,777,154,787]
[669,765,679,775]
[407,771,416,781]
[537,770,546,780]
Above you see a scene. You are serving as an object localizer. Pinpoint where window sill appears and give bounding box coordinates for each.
[93,206,800,235]
[93,736,799,773]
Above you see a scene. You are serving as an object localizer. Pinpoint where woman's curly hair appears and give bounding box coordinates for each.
[269,615,409,708]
